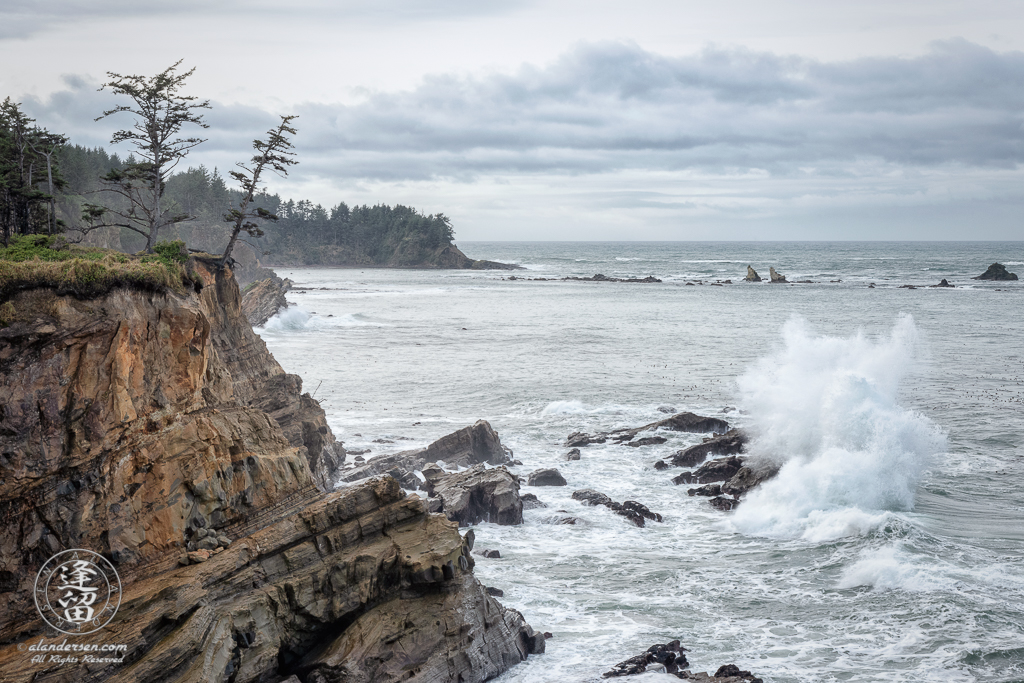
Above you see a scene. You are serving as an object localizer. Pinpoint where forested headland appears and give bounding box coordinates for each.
[1,95,515,280]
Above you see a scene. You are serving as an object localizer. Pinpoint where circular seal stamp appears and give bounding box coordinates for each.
[34,549,121,635]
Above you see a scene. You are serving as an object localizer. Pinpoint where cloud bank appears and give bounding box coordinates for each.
[18,40,1024,238]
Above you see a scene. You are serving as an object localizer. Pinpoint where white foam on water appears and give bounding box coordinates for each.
[539,400,634,416]
[260,307,311,330]
[731,315,946,542]
[837,545,951,592]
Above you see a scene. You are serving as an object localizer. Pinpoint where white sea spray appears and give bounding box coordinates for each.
[731,314,946,541]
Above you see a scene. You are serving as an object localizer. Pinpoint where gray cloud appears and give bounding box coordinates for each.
[0,0,529,40]
[17,40,1024,208]
[272,39,1024,182]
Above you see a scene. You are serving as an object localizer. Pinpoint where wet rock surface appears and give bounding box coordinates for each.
[603,640,689,677]
[673,456,745,485]
[571,489,663,527]
[669,429,747,467]
[521,492,548,509]
[603,642,763,682]
[567,412,730,448]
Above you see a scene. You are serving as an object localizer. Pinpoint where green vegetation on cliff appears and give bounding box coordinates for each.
[0,235,198,302]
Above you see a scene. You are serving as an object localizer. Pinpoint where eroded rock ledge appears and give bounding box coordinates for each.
[0,261,539,682]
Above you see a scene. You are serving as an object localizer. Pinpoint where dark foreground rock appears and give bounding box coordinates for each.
[603,640,689,677]
[673,456,745,485]
[669,429,748,468]
[678,454,781,511]
[521,492,548,509]
[566,448,582,460]
[0,263,538,682]
[721,461,782,497]
[431,464,524,526]
[567,412,731,447]
[973,263,1019,280]
[240,273,292,326]
[528,468,568,486]
[341,420,512,482]
[603,642,763,682]
[571,489,662,527]
[565,273,662,283]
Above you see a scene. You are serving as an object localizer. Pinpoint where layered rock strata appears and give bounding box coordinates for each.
[0,261,537,682]
[240,274,292,327]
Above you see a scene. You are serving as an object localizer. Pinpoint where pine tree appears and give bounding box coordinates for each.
[82,61,209,252]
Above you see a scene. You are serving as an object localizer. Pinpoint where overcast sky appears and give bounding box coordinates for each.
[4,0,1024,240]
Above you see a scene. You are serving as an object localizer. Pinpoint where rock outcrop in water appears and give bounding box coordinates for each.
[430,464,524,526]
[0,261,539,682]
[571,489,662,527]
[340,420,513,482]
[240,274,292,326]
[569,411,729,448]
[769,267,787,283]
[566,412,731,448]
[603,641,763,682]
[669,429,747,467]
[972,263,1019,280]
[744,266,762,282]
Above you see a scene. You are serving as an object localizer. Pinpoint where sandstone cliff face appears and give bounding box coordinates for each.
[0,261,537,682]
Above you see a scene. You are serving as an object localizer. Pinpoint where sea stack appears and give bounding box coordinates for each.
[745,265,762,282]
[972,263,1018,281]
[769,267,787,283]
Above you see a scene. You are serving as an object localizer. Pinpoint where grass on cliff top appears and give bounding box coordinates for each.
[0,235,200,302]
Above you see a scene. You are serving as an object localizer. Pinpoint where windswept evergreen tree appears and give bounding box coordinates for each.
[220,115,297,268]
[82,61,210,252]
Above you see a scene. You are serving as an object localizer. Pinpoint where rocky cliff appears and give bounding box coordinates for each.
[0,260,540,682]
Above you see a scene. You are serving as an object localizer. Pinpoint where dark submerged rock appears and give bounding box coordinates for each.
[520,492,548,509]
[673,456,744,485]
[669,429,747,467]
[571,489,662,527]
[566,448,582,460]
[687,484,723,497]
[626,436,668,447]
[566,431,608,447]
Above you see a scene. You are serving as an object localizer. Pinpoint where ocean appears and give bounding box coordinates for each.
[257,242,1024,682]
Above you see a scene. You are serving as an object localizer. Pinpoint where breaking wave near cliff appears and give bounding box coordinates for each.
[731,315,946,542]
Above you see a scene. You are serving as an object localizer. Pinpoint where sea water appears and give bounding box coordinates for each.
[257,242,1024,682]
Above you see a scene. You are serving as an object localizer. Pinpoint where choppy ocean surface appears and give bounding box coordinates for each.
[258,242,1024,682]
